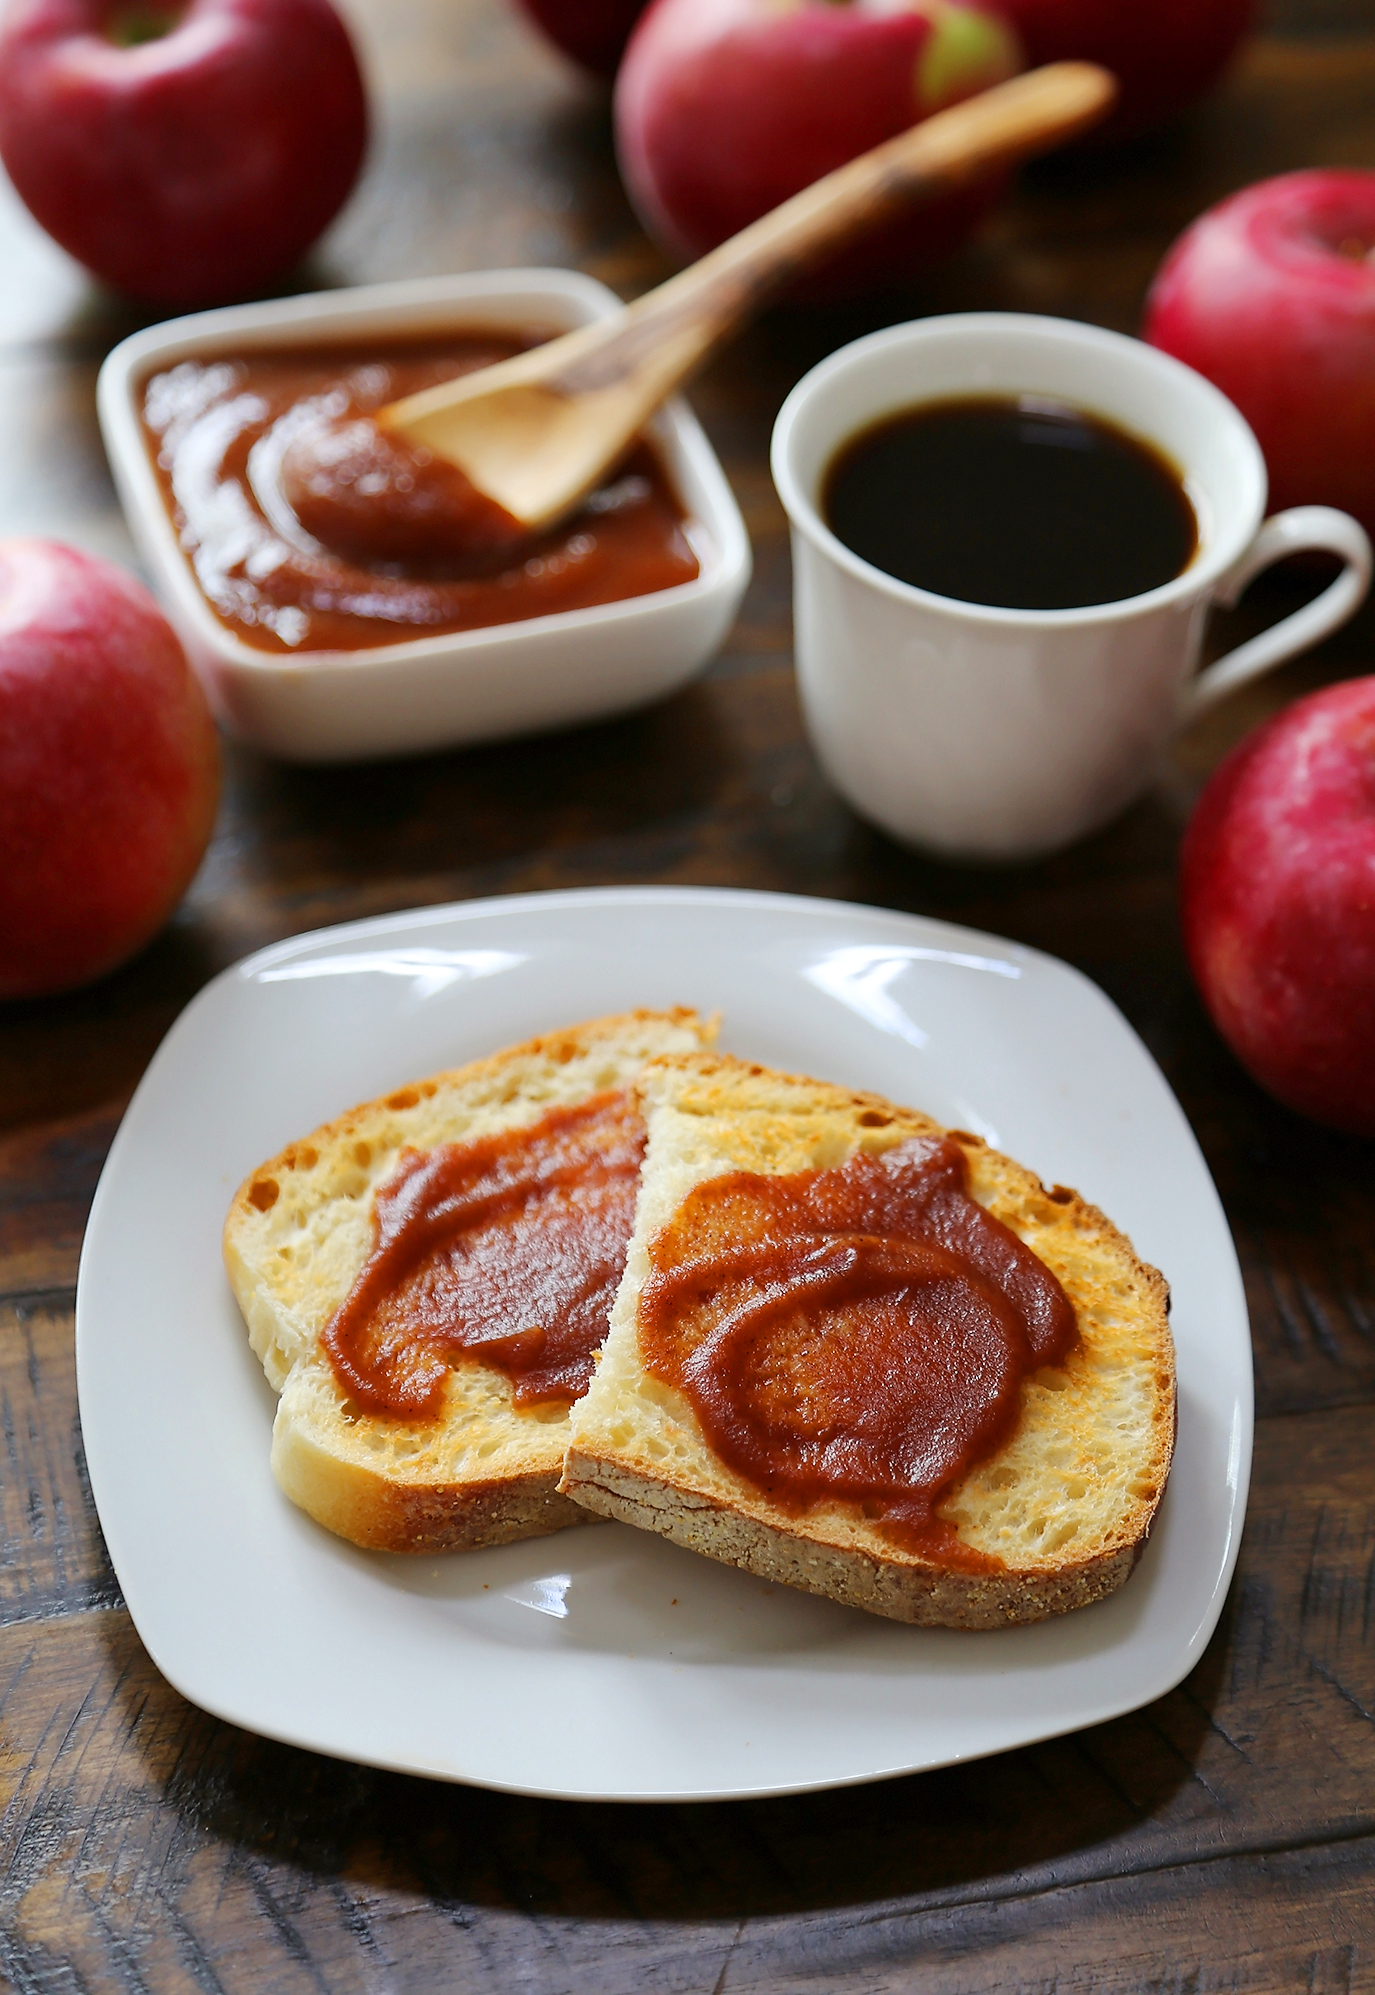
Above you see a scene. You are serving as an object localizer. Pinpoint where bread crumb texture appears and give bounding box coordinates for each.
[564,1053,1175,1627]
[224,1010,714,1552]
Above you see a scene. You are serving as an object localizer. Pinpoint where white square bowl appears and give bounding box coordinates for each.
[97,270,752,763]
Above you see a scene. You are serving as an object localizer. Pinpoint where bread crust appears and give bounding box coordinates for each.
[225,1010,715,1553]
[562,1052,1175,1627]
[272,1423,587,1555]
[569,1454,1142,1629]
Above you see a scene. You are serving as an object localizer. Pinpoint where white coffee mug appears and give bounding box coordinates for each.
[771,313,1373,862]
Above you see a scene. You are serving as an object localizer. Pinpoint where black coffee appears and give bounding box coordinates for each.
[822,395,1198,611]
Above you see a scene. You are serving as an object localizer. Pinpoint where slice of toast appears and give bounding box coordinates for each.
[562,1053,1174,1628]
[225,1009,715,1553]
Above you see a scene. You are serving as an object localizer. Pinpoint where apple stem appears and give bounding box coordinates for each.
[106,4,183,46]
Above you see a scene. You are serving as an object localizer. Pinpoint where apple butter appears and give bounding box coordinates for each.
[637,1136,1077,1563]
[140,335,700,652]
[324,1090,645,1417]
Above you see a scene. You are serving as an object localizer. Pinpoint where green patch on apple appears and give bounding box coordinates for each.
[917,2,1020,113]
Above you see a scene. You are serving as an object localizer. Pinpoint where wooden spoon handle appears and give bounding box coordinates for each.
[549,62,1117,404]
[380,61,1117,532]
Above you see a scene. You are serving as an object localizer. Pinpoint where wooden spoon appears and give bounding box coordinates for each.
[375,62,1117,537]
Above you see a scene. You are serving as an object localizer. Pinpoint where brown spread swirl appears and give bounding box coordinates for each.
[637,1137,1077,1564]
[141,337,699,652]
[324,1090,645,1416]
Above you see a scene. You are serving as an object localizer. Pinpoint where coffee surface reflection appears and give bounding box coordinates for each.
[823,395,1198,612]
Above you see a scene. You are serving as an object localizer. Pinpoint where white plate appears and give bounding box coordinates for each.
[76,887,1251,1803]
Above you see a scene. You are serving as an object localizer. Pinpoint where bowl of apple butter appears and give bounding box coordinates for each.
[98,270,751,762]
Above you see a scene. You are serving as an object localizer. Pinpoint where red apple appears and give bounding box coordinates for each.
[1181,677,1375,1138]
[0,540,220,1001]
[1143,171,1375,545]
[0,0,368,307]
[996,0,1255,143]
[516,0,648,77]
[614,0,1023,296]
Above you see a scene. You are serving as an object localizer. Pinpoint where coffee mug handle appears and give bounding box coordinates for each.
[1185,506,1373,721]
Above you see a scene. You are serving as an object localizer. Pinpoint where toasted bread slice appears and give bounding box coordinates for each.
[225,1009,715,1552]
[562,1053,1174,1628]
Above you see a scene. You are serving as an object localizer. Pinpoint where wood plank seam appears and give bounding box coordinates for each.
[828,1819,1375,1928]
[1306,1654,1375,1727]
[0,1577,123,1629]
[0,1284,76,1313]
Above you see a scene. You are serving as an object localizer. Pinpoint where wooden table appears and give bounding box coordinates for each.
[4,3,1375,1986]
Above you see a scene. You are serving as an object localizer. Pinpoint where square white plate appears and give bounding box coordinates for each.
[76,887,1251,1802]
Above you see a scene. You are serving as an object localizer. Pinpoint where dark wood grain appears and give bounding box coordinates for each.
[3,0,1375,1986]
[0,1105,119,1295]
[1,1396,1373,1989]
